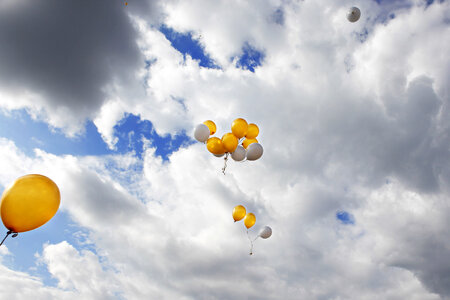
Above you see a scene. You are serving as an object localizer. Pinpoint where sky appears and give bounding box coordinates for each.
[0,0,449,299]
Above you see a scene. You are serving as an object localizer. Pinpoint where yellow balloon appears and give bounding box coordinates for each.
[245,123,259,139]
[1,174,60,233]
[242,138,258,149]
[221,133,238,153]
[244,213,256,229]
[232,205,246,222]
[231,118,248,139]
[203,120,216,135]
[206,137,225,155]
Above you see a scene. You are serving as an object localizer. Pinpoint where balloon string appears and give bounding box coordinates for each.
[222,153,229,175]
[247,229,254,255]
[0,230,12,247]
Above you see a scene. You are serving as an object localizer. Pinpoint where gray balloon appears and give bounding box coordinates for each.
[347,7,361,23]
[231,145,246,161]
[259,226,272,239]
[246,143,263,161]
[194,124,210,142]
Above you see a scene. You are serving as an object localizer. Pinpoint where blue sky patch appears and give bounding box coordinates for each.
[0,110,110,156]
[159,25,219,69]
[235,43,265,72]
[113,113,193,160]
[0,110,192,161]
[336,211,355,225]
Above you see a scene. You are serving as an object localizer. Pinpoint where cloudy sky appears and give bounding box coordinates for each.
[0,0,449,299]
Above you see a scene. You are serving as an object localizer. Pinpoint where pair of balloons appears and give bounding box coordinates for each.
[232,205,256,229]
[0,174,60,244]
[194,118,264,162]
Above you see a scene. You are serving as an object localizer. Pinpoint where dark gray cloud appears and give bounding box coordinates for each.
[0,0,143,120]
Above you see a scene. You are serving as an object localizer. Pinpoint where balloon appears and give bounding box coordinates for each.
[245,123,259,139]
[347,7,361,23]
[203,120,217,135]
[214,153,225,157]
[1,174,60,233]
[206,137,225,155]
[259,226,272,239]
[242,138,258,149]
[231,145,246,161]
[221,133,238,153]
[231,118,248,139]
[246,143,263,161]
[244,213,256,229]
[194,124,210,142]
[232,205,246,222]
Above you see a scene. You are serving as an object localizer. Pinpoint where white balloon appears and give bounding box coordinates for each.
[246,143,263,161]
[214,153,225,157]
[231,145,246,161]
[347,7,361,23]
[194,124,210,142]
[259,226,272,239]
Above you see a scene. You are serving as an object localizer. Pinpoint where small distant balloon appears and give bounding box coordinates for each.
[203,120,217,135]
[259,226,272,239]
[194,124,210,143]
[347,7,361,23]
[244,213,256,229]
[231,145,246,162]
[246,143,263,161]
[232,205,246,222]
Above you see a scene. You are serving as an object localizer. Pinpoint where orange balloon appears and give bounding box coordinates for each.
[1,174,60,233]
[221,133,238,153]
[245,123,259,139]
[231,118,248,139]
[203,120,216,135]
[244,213,256,229]
[242,138,258,149]
[232,205,246,222]
[206,137,225,155]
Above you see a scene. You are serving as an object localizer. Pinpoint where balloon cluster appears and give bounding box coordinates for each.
[232,205,272,255]
[194,118,263,173]
[0,174,60,247]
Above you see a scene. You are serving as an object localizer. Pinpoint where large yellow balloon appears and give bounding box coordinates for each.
[1,174,60,233]
[206,137,225,155]
[245,123,259,139]
[232,205,246,222]
[231,118,248,139]
[242,138,258,149]
[244,213,256,229]
[203,120,216,135]
[221,133,238,153]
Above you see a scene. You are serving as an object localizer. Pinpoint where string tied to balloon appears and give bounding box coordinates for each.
[247,229,259,255]
[222,153,229,175]
[246,229,254,255]
[0,230,18,247]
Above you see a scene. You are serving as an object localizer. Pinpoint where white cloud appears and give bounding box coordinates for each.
[0,0,449,299]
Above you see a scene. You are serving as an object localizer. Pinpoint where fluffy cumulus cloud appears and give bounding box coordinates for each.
[0,0,449,299]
